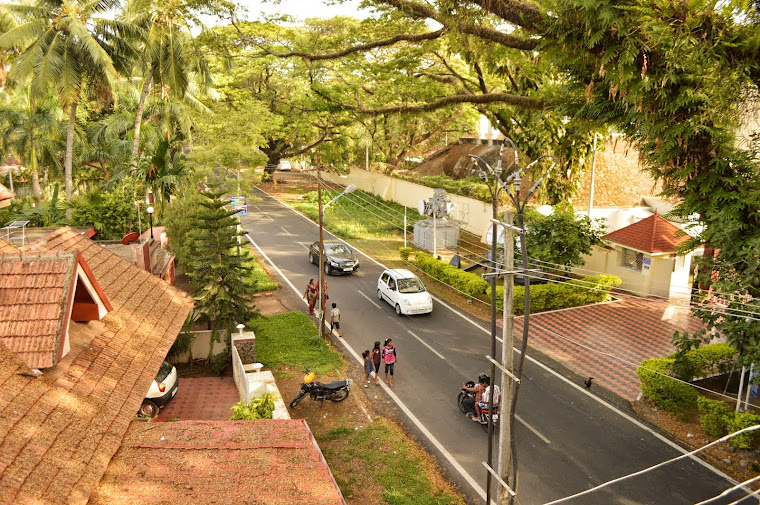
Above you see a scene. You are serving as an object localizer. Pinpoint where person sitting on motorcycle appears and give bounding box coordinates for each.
[462,374,488,419]
[478,376,501,423]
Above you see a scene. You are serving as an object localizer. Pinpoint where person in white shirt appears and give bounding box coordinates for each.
[330,302,341,336]
[477,376,500,423]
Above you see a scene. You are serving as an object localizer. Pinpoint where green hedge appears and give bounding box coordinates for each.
[697,396,732,437]
[638,343,738,413]
[413,251,620,315]
[728,412,760,449]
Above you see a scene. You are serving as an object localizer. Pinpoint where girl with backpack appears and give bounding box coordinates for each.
[383,338,397,387]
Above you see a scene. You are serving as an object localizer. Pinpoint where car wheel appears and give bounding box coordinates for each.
[324,262,330,275]
[395,304,402,316]
[377,289,383,301]
[139,400,159,418]
[309,252,315,264]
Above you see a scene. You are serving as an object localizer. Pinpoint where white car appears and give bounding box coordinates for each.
[277,159,292,171]
[140,361,179,417]
[377,269,433,315]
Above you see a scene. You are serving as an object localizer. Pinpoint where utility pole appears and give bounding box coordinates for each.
[317,152,326,339]
[498,209,515,505]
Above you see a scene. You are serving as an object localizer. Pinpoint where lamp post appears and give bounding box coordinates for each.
[469,141,556,505]
[146,206,154,240]
[317,179,357,338]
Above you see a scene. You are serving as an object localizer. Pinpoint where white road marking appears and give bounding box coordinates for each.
[357,290,384,309]
[516,414,551,444]
[407,330,445,360]
[280,226,293,236]
[249,185,742,492]
[298,242,310,250]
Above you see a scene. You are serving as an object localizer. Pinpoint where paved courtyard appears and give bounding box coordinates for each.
[154,377,240,421]
[516,296,704,401]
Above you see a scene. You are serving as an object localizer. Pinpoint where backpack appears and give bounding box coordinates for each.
[383,346,396,364]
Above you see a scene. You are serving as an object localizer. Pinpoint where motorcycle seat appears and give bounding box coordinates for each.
[318,380,349,390]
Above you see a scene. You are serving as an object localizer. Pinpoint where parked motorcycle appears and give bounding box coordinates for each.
[458,380,499,426]
[289,371,352,407]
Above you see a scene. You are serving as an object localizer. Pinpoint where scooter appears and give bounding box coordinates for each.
[457,380,499,426]
[289,371,352,408]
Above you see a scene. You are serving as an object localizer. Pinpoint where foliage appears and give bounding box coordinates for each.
[161,187,203,267]
[523,204,606,270]
[251,311,344,377]
[399,247,412,262]
[229,391,278,420]
[247,256,278,292]
[68,182,142,239]
[319,418,464,505]
[727,412,760,450]
[637,343,738,414]
[6,184,65,227]
[396,174,493,204]
[696,397,731,438]
[636,357,698,415]
[414,251,620,314]
[188,189,258,357]
[167,316,196,361]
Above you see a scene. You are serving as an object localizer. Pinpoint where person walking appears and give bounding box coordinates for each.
[362,350,372,387]
[383,338,397,387]
[330,302,341,336]
[371,341,382,385]
[303,279,318,315]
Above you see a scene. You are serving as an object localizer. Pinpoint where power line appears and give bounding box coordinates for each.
[693,474,760,505]
[542,425,760,505]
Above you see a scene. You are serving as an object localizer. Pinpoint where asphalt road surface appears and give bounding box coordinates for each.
[241,186,756,505]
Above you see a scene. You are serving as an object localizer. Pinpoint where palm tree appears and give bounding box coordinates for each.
[0,89,62,205]
[0,0,121,210]
[124,0,210,174]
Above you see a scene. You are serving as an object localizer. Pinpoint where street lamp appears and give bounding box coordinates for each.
[469,140,556,505]
[317,182,357,338]
[146,206,154,240]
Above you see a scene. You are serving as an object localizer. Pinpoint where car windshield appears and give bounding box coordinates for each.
[397,277,426,293]
[326,244,351,255]
[156,361,173,382]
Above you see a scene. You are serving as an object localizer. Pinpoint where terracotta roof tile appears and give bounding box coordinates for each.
[0,227,194,505]
[603,213,691,254]
[91,420,346,505]
[0,253,77,369]
[0,238,19,254]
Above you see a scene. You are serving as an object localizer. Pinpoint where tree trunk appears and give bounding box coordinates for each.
[30,141,42,206]
[131,67,155,175]
[65,100,78,219]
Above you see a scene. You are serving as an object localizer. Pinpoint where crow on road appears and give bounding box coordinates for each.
[584,377,594,389]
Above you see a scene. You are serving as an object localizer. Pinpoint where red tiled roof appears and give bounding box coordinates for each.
[0,252,77,369]
[91,420,346,505]
[0,227,194,505]
[0,237,18,254]
[0,183,13,207]
[603,213,691,254]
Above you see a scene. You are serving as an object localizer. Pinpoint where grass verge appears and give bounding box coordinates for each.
[247,255,278,292]
[251,311,345,377]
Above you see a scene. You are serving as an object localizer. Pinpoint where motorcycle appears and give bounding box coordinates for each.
[289,371,352,408]
[457,380,499,426]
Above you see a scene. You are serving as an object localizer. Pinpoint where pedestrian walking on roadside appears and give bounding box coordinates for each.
[383,338,397,387]
[303,279,318,315]
[371,341,382,385]
[330,302,341,336]
[362,350,372,387]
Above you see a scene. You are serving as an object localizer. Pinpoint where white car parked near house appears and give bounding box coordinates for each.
[377,269,433,316]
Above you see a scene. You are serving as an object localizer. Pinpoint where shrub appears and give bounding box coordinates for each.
[727,412,760,450]
[672,343,737,380]
[637,357,699,414]
[697,396,732,437]
[229,391,278,420]
[399,247,412,262]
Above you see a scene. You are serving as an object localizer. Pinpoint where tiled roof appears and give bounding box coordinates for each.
[91,420,346,505]
[0,252,77,369]
[603,213,691,254]
[0,237,18,254]
[0,227,194,505]
[0,183,13,207]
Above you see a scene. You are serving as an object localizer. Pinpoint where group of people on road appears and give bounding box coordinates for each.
[461,373,500,424]
[303,279,398,388]
[363,339,396,387]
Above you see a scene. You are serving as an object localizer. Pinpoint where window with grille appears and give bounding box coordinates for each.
[621,248,643,271]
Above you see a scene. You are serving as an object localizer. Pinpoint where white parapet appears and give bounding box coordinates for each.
[244,370,290,420]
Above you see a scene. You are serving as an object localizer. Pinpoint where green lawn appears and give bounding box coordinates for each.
[247,255,278,292]
[250,311,345,377]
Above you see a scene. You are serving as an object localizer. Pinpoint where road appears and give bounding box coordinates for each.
[241,186,755,505]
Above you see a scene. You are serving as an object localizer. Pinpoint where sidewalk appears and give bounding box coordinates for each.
[513,297,704,401]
